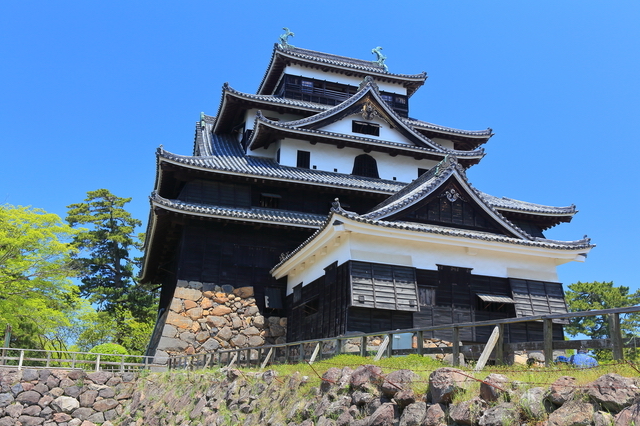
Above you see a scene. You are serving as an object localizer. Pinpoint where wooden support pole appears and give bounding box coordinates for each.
[284,345,290,363]
[452,327,460,367]
[496,324,504,365]
[386,333,393,359]
[609,313,624,361]
[298,344,304,363]
[417,331,424,356]
[474,326,500,372]
[336,338,343,355]
[543,319,553,367]
[360,336,367,357]
[261,347,273,369]
[374,335,390,361]
[309,343,321,365]
[18,350,24,371]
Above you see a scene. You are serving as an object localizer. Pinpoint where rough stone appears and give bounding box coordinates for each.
[587,373,639,412]
[368,402,398,426]
[201,338,220,352]
[399,401,426,426]
[270,324,286,337]
[5,403,23,418]
[424,403,446,426]
[216,326,233,341]
[183,299,198,310]
[99,387,116,399]
[166,311,193,329]
[479,373,509,402]
[210,305,233,316]
[381,369,418,398]
[22,405,41,416]
[93,398,118,412]
[594,410,615,426]
[350,365,383,390]
[429,368,470,404]
[207,316,228,328]
[17,390,42,405]
[64,385,82,398]
[186,307,203,320]
[519,387,550,419]
[21,369,39,382]
[157,337,189,352]
[450,397,488,426]
[548,376,577,406]
[247,335,265,347]
[547,400,595,426]
[52,396,80,413]
[233,287,254,298]
[0,393,13,408]
[616,401,640,426]
[79,390,98,407]
[169,298,183,312]
[71,407,94,420]
[230,334,248,347]
[478,402,518,426]
[17,415,44,426]
[174,286,202,302]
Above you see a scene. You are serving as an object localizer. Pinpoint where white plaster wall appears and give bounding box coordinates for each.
[284,64,407,95]
[349,234,560,282]
[431,137,455,150]
[278,138,438,183]
[285,236,352,294]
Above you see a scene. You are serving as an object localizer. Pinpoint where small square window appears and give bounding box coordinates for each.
[260,193,281,208]
[297,150,310,169]
[352,121,380,136]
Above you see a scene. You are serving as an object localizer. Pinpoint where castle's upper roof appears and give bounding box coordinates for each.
[258,44,427,97]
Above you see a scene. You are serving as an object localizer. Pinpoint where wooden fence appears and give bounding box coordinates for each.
[0,347,153,372]
[168,306,640,371]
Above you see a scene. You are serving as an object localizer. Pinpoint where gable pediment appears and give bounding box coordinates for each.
[363,156,531,239]
[385,177,509,235]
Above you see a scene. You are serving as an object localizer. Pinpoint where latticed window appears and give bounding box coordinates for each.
[352,154,380,178]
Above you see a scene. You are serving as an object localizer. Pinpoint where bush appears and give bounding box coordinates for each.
[87,343,129,368]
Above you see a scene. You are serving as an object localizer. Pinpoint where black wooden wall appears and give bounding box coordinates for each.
[177,220,313,312]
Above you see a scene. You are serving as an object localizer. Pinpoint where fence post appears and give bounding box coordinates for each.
[298,343,305,363]
[543,319,553,367]
[496,324,504,365]
[386,333,393,359]
[452,327,460,367]
[360,336,367,357]
[609,313,624,361]
[18,349,24,371]
[95,354,101,372]
[336,338,342,355]
[417,331,424,356]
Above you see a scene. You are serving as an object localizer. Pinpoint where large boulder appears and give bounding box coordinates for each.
[449,396,488,426]
[587,373,640,412]
[429,368,470,404]
[479,373,509,402]
[350,365,383,390]
[423,403,447,426]
[381,369,418,398]
[519,387,552,420]
[547,400,595,426]
[368,402,399,426]
[548,376,577,406]
[616,401,640,426]
[479,402,518,426]
[399,401,427,426]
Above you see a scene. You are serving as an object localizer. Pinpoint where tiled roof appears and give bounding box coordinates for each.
[404,117,493,138]
[480,193,576,216]
[258,44,427,97]
[185,124,578,218]
[160,131,407,194]
[151,192,325,228]
[271,206,594,274]
[249,78,485,159]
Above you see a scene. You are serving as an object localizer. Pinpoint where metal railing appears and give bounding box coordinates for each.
[168,306,640,371]
[0,347,154,371]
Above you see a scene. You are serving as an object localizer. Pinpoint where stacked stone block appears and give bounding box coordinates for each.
[154,281,287,362]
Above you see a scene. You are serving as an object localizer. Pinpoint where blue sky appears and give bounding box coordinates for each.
[2,1,639,294]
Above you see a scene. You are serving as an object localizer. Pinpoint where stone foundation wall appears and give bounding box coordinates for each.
[154,281,286,363]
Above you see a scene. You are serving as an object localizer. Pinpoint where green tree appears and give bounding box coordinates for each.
[66,189,157,352]
[0,204,89,349]
[565,281,640,359]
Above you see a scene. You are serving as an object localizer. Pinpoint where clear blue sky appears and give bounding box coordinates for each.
[2,1,639,293]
